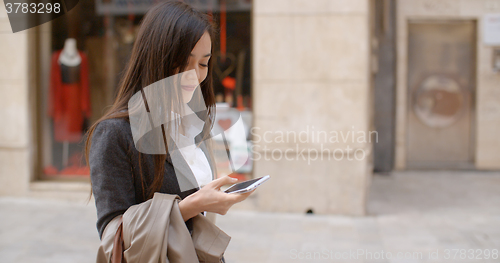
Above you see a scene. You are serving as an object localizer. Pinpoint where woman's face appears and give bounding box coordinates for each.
[176,31,212,104]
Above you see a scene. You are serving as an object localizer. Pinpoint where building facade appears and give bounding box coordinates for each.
[0,0,499,215]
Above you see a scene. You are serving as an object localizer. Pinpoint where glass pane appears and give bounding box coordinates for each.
[40,0,253,180]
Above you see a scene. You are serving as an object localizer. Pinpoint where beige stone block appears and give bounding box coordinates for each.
[253,82,329,128]
[478,47,498,74]
[471,13,500,169]
[459,0,483,16]
[324,82,369,133]
[0,32,27,80]
[0,83,28,147]
[0,0,6,19]
[475,73,500,169]
[460,0,500,16]
[253,81,369,150]
[293,15,330,81]
[292,0,332,14]
[476,77,500,122]
[0,149,29,196]
[252,82,283,119]
[251,152,368,215]
[252,81,324,149]
[254,16,295,81]
[293,15,369,81]
[322,0,368,14]
[255,0,368,15]
[254,0,293,15]
[398,0,460,17]
[397,0,422,15]
[475,120,500,169]
[0,17,12,33]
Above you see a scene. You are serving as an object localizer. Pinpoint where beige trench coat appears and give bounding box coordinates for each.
[96,192,230,263]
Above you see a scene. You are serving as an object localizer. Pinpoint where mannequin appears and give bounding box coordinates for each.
[59,39,81,66]
[60,39,81,167]
[49,38,91,171]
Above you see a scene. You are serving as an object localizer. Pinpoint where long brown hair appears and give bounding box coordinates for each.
[84,0,218,201]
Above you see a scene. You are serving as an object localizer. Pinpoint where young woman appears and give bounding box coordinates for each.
[84,0,253,244]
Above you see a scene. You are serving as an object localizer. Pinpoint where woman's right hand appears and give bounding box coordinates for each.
[178,176,255,221]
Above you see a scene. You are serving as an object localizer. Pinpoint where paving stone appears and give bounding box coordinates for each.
[0,171,499,263]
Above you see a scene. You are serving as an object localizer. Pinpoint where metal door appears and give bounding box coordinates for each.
[407,21,476,169]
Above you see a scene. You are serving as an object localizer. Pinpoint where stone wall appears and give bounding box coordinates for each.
[249,0,372,215]
[0,0,374,212]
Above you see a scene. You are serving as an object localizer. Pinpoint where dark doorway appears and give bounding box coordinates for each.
[373,0,397,172]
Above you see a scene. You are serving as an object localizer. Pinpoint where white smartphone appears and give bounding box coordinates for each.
[224,175,270,194]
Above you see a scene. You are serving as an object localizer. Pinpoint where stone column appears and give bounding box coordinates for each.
[251,0,372,215]
[0,0,30,195]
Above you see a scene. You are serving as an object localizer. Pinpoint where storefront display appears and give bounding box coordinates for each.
[40,0,252,180]
[49,38,91,143]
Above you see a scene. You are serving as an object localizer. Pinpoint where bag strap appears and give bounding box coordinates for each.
[111,217,126,263]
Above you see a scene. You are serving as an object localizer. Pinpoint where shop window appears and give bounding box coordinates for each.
[39,0,253,180]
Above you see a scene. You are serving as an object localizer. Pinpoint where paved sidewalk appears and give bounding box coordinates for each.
[1,171,500,263]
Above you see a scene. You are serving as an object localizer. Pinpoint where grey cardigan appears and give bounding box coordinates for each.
[89,117,216,239]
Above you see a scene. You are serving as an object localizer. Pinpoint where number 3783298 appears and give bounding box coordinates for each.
[5,2,61,13]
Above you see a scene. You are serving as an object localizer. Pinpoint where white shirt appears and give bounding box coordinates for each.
[170,105,213,189]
